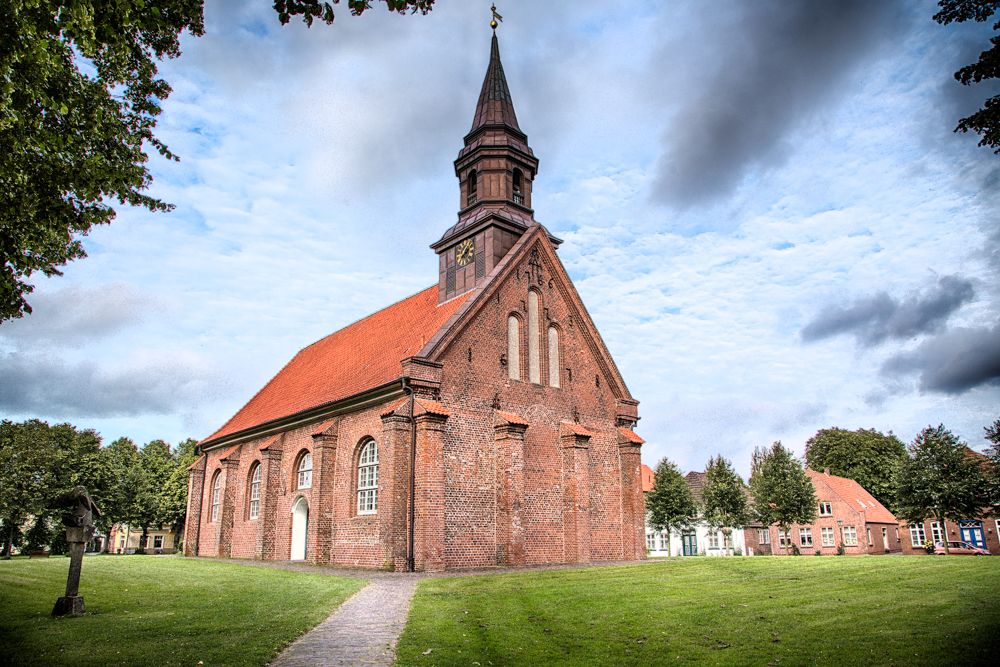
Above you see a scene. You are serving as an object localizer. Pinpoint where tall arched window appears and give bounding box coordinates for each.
[512,168,523,204]
[357,440,378,514]
[528,290,540,383]
[248,464,261,520]
[210,471,222,522]
[548,326,560,388]
[297,452,313,490]
[507,315,520,380]
[467,169,478,207]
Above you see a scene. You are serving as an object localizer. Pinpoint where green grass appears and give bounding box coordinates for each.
[396,556,1000,667]
[0,555,367,667]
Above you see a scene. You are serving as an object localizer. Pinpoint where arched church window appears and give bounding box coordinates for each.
[513,168,523,205]
[528,290,540,383]
[297,452,313,490]
[548,325,560,388]
[357,440,378,514]
[467,169,478,207]
[507,315,520,380]
[210,471,221,522]
[248,463,261,520]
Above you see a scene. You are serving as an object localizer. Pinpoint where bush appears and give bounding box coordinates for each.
[25,517,53,552]
[923,540,935,555]
[836,543,846,556]
[733,546,743,556]
[815,549,822,556]
[791,543,801,556]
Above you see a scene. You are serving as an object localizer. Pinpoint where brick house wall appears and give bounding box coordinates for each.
[899,515,1000,555]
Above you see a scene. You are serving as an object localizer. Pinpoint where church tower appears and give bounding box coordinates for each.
[431,34,553,304]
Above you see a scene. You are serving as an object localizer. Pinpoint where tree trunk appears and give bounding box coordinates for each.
[2,522,13,558]
[139,526,148,554]
[936,511,950,555]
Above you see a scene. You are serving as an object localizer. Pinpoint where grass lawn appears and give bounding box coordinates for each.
[0,555,366,667]
[396,556,1000,667]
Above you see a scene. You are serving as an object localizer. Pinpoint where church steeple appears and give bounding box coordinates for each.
[432,33,548,304]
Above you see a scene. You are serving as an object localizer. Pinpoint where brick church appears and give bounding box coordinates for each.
[183,34,645,571]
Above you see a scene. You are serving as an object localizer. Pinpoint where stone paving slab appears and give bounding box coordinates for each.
[268,578,417,667]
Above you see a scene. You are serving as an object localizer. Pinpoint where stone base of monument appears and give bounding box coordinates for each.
[53,595,86,616]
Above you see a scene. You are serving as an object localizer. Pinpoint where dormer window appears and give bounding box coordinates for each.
[512,168,523,205]
[467,169,478,207]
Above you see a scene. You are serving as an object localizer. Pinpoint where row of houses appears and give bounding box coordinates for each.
[641,464,1000,557]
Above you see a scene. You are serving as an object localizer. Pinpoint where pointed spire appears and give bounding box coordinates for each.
[470,34,520,132]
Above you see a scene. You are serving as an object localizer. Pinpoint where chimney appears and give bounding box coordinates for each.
[824,468,831,476]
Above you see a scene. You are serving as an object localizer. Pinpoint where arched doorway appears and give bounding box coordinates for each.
[291,497,309,561]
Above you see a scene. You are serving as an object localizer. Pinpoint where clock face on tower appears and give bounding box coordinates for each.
[455,238,475,267]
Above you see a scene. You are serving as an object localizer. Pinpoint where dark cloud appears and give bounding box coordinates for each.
[800,275,975,346]
[0,283,165,349]
[0,352,220,418]
[652,0,908,207]
[881,322,1000,393]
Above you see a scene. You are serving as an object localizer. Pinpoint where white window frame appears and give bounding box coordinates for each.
[909,524,926,545]
[930,522,944,544]
[758,528,770,544]
[357,440,379,515]
[799,527,813,547]
[842,525,858,546]
[210,472,222,522]
[820,527,835,546]
[818,502,833,516]
[867,528,873,546]
[778,529,789,547]
[708,532,720,549]
[249,464,261,520]
[297,452,313,490]
[647,532,656,550]
[153,535,163,549]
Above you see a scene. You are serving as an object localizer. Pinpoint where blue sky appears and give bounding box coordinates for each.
[2,0,998,478]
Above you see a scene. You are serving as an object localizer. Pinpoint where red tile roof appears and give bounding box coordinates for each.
[640,464,654,493]
[617,428,645,444]
[561,421,594,437]
[808,469,897,524]
[495,411,530,426]
[203,286,471,445]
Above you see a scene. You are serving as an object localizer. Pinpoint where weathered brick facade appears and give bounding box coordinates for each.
[183,35,644,571]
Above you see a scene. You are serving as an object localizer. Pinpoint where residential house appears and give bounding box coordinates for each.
[108,524,179,554]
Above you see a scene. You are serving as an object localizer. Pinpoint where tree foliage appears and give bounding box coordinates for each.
[0,420,58,557]
[1,1,205,322]
[895,424,989,554]
[934,1,1000,152]
[804,427,906,510]
[273,0,434,27]
[645,457,698,556]
[701,455,751,556]
[985,418,1000,509]
[749,441,817,555]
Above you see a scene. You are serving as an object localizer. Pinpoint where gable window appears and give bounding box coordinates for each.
[249,464,261,520]
[799,527,813,547]
[820,527,835,546]
[757,529,770,544]
[507,315,520,380]
[467,169,478,207]
[930,522,944,544]
[357,440,379,514]
[842,525,858,546]
[210,471,222,522]
[818,501,833,516]
[548,326,560,387]
[512,168,523,204]
[527,291,540,383]
[297,452,313,490]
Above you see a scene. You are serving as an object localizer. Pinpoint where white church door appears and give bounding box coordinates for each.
[291,497,309,561]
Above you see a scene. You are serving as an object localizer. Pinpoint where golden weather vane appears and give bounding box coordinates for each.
[491,4,503,31]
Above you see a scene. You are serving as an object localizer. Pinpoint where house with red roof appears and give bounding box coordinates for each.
[763,469,902,555]
[183,35,644,572]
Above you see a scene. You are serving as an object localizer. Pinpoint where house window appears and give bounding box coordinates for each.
[930,522,944,544]
[818,502,833,516]
[758,529,770,544]
[548,326,560,388]
[249,464,261,520]
[119,537,125,548]
[842,525,858,546]
[821,527,835,546]
[647,533,656,550]
[867,528,873,546]
[659,534,668,551]
[210,471,222,522]
[153,535,163,549]
[357,440,378,514]
[708,532,720,549]
[507,315,520,380]
[527,291,540,383]
[799,528,813,547]
[297,452,313,490]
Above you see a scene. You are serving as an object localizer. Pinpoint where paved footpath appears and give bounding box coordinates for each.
[178,557,651,667]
